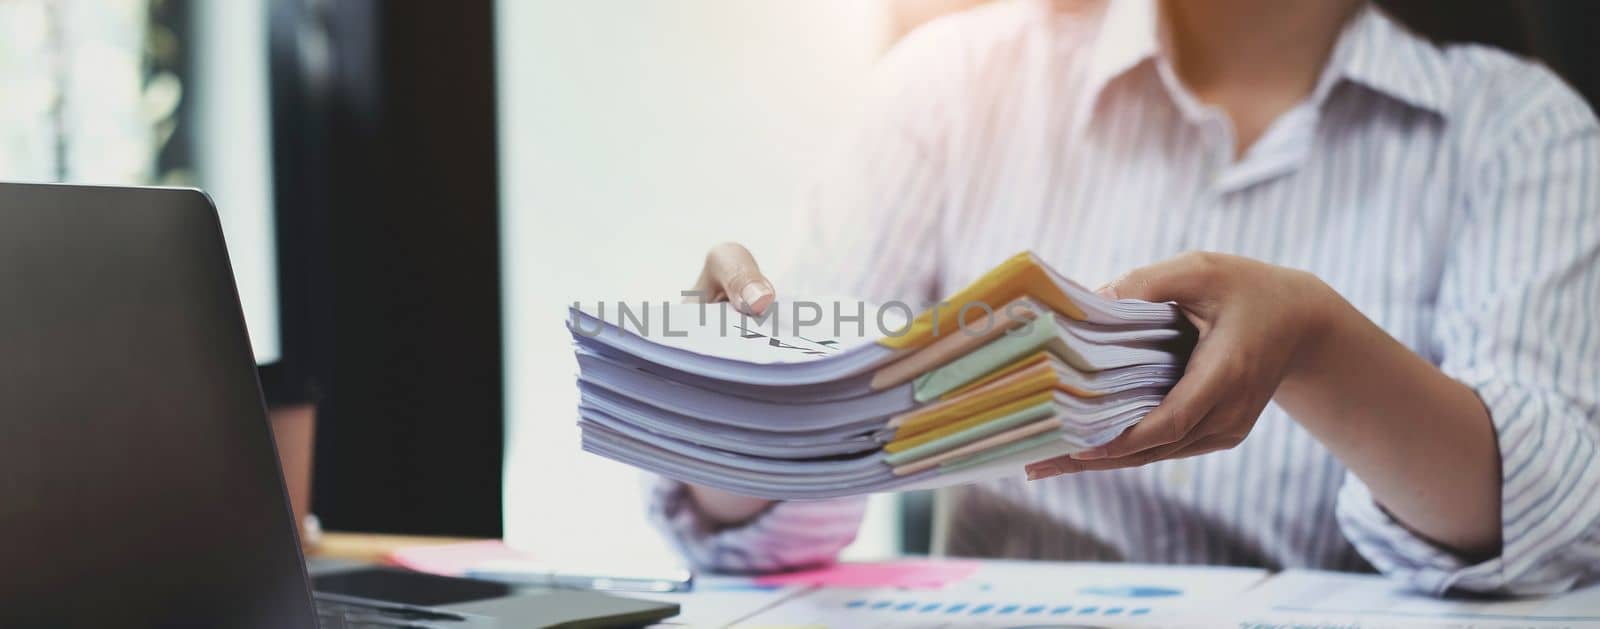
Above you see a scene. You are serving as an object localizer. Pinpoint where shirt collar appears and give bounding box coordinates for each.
[1072,0,1161,136]
[1331,4,1454,116]
[1073,0,1453,137]
[1081,0,1161,105]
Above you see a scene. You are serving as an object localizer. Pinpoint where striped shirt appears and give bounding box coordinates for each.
[649,0,1600,595]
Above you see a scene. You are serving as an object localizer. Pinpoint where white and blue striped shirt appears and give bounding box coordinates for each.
[650,0,1600,595]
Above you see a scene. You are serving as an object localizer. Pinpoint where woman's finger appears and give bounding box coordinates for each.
[694,242,775,314]
[1071,345,1235,460]
[1026,432,1202,479]
[1104,251,1231,304]
[1025,399,1259,480]
[1164,432,1243,460]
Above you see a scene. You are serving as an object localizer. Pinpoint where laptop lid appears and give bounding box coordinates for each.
[0,183,318,627]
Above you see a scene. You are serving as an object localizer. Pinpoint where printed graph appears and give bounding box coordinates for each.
[841,597,1153,619]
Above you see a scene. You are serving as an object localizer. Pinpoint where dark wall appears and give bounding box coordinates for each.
[269,0,503,537]
[1524,2,1600,109]
[1378,0,1600,110]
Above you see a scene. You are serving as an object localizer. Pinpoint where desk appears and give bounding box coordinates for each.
[308,531,487,563]
[303,535,1600,628]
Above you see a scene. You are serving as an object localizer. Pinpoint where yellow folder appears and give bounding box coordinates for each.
[876,251,1089,351]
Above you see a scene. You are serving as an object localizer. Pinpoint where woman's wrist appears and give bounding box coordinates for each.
[1279,271,1349,391]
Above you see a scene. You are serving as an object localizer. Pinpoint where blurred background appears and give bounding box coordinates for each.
[0,0,1594,569]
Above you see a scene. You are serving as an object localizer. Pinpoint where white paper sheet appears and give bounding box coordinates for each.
[573,300,893,364]
[639,577,810,628]
[734,561,1269,628]
[1213,570,1600,628]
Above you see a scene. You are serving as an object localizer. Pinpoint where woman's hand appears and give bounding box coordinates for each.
[682,243,780,525]
[1023,250,1501,556]
[1026,252,1335,479]
[688,242,777,316]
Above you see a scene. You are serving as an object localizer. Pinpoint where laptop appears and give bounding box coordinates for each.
[0,182,679,628]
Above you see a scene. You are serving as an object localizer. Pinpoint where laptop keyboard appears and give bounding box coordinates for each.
[314,595,469,628]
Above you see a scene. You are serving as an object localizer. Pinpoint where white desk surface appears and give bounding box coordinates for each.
[639,561,1600,629]
[309,537,1598,628]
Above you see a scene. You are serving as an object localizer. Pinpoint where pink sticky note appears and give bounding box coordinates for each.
[385,540,531,576]
[753,559,979,589]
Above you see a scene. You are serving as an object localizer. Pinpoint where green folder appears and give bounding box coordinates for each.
[912,315,1071,402]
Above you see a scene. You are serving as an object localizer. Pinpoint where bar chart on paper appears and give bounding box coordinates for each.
[734,561,1268,628]
[839,594,1152,620]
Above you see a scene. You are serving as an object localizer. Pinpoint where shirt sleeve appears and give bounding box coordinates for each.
[1336,86,1600,596]
[646,21,961,573]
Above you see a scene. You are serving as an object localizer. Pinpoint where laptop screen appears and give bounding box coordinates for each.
[0,184,316,627]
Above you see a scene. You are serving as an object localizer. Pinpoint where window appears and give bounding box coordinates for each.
[0,0,280,363]
[496,0,901,565]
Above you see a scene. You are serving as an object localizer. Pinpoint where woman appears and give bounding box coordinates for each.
[650,0,1600,595]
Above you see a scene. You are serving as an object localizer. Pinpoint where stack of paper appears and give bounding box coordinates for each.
[569,252,1195,499]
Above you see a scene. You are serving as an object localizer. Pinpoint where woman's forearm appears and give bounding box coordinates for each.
[1276,285,1502,559]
